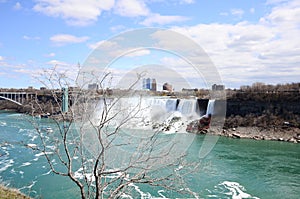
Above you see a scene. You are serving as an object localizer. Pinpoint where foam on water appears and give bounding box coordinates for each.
[42,169,52,176]
[20,162,31,167]
[35,152,53,157]
[74,167,95,182]
[0,158,14,173]
[0,145,14,173]
[19,170,24,178]
[209,181,260,199]
[128,183,152,199]
[0,121,7,126]
[19,180,37,195]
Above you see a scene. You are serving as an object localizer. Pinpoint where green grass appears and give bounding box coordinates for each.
[0,185,31,199]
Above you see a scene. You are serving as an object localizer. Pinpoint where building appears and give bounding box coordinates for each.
[182,88,198,92]
[163,83,172,92]
[143,78,157,91]
[151,79,157,92]
[88,83,98,90]
[146,78,151,90]
[212,84,225,91]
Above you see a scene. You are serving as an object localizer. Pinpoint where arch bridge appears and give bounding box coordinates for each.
[0,92,36,106]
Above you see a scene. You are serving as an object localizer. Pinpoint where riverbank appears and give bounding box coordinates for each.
[208,126,300,143]
[0,185,31,199]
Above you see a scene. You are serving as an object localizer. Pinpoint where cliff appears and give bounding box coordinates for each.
[218,91,300,143]
[225,92,300,129]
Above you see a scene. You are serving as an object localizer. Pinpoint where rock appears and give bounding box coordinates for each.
[294,133,300,140]
[222,129,227,135]
[253,136,262,140]
[278,137,284,141]
[232,133,241,138]
[288,138,297,143]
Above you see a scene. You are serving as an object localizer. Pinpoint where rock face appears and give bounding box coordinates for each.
[226,92,300,117]
[226,99,300,117]
[186,115,211,134]
[187,92,300,143]
[224,92,300,131]
[210,127,300,143]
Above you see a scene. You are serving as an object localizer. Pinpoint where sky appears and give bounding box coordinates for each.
[0,0,299,89]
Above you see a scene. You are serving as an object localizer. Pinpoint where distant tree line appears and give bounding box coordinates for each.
[239,82,300,93]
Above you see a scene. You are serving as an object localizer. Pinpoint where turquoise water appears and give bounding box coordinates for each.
[0,111,299,198]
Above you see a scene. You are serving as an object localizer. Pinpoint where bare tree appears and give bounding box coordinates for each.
[28,66,198,199]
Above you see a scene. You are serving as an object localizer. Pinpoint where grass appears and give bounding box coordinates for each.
[0,185,31,199]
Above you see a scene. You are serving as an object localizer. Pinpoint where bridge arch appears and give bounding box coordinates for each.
[0,96,22,106]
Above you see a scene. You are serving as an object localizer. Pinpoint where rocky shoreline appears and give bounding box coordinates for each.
[207,126,300,143]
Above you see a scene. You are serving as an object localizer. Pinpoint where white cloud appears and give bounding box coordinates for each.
[230,9,244,18]
[220,12,229,16]
[88,40,119,50]
[23,35,40,40]
[141,13,189,26]
[250,8,255,14]
[264,0,300,28]
[50,34,89,46]
[47,60,70,66]
[33,0,115,26]
[0,55,4,61]
[265,0,290,5]
[124,49,151,57]
[14,68,32,74]
[179,0,195,4]
[110,25,126,33]
[13,2,22,10]
[171,0,300,87]
[114,0,150,17]
[33,0,191,27]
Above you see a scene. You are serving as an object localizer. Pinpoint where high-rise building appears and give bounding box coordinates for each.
[146,78,151,90]
[151,79,157,92]
[143,78,157,91]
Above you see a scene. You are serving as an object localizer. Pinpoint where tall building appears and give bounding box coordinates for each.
[146,78,151,90]
[143,78,157,91]
[151,79,157,92]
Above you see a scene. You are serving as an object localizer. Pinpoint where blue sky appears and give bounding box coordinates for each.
[0,0,299,89]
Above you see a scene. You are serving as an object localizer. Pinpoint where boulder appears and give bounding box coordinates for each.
[232,133,241,138]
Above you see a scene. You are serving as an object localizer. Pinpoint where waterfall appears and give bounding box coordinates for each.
[92,97,210,131]
[176,99,200,117]
[206,99,215,116]
[165,99,178,112]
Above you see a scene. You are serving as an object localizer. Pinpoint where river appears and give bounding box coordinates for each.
[0,111,299,198]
